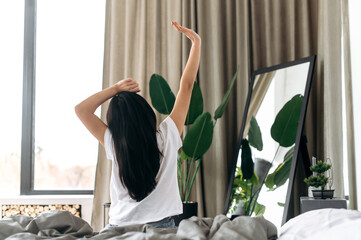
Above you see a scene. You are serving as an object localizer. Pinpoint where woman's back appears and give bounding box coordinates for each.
[105,117,182,225]
[107,92,161,202]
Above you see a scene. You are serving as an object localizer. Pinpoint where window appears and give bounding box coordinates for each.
[0,1,24,196]
[0,0,106,196]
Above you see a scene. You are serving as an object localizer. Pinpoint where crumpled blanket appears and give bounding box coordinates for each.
[0,210,277,240]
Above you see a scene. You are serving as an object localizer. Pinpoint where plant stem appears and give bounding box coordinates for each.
[184,158,195,201]
[248,145,282,214]
[257,145,281,195]
[178,159,183,199]
[184,160,189,201]
[185,157,202,203]
[250,190,260,215]
[271,145,281,165]
[245,182,254,216]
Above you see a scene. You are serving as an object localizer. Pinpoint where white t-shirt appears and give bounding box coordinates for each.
[104,116,183,226]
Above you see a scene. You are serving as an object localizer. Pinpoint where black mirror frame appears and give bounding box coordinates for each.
[223,55,316,225]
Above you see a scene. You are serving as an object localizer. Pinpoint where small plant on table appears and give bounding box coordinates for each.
[304,161,333,199]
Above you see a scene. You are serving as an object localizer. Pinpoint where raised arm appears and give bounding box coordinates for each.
[170,21,201,135]
[75,78,140,146]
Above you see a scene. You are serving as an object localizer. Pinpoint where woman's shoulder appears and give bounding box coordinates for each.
[157,117,182,150]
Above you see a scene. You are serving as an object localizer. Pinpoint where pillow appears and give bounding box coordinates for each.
[278,208,361,240]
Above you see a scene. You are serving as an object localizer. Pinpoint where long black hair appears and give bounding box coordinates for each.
[106,91,161,202]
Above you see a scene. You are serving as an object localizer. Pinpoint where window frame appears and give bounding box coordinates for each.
[20,0,93,195]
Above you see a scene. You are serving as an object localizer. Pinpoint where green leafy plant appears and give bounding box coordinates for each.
[228,117,266,216]
[229,94,304,216]
[229,138,266,216]
[304,161,332,191]
[229,165,265,216]
[149,67,239,202]
[264,94,303,191]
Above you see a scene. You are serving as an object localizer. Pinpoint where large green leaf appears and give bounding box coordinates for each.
[180,150,191,160]
[214,67,239,120]
[254,202,266,216]
[274,158,292,187]
[149,74,175,114]
[268,147,295,190]
[265,160,284,190]
[250,172,260,186]
[265,172,275,190]
[271,94,304,147]
[248,116,263,151]
[241,139,254,180]
[185,82,204,125]
[182,112,214,159]
[283,146,295,163]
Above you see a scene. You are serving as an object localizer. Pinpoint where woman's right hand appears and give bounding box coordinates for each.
[171,21,201,45]
[114,78,140,93]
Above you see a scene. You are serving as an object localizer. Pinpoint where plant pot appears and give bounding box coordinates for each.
[312,189,334,199]
[172,202,198,226]
[253,158,272,193]
[230,200,246,220]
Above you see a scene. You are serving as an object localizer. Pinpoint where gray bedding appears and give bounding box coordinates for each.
[0,210,277,240]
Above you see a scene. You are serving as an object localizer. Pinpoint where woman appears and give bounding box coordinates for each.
[75,21,201,228]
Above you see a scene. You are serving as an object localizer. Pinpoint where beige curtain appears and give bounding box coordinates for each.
[91,0,250,231]
[250,0,318,219]
[342,0,357,210]
[251,0,318,71]
[243,71,275,138]
[317,0,344,199]
[250,0,357,217]
[190,0,250,218]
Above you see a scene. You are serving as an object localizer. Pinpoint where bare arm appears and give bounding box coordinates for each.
[170,21,201,135]
[75,78,140,146]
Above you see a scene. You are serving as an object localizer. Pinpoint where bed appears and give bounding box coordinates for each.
[0,210,277,239]
[2,208,359,239]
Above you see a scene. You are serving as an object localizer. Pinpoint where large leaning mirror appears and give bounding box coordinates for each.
[224,56,316,228]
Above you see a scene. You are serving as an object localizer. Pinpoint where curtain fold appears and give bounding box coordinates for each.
[250,0,356,219]
[90,0,112,232]
[243,71,275,138]
[342,0,357,210]
[250,0,317,219]
[318,0,344,199]
[189,0,250,218]
[249,0,350,217]
[251,0,316,71]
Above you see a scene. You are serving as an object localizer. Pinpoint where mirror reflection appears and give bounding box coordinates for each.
[227,61,311,228]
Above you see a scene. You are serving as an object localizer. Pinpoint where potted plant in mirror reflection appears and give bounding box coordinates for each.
[149,67,239,224]
[229,139,267,217]
[228,94,304,217]
[304,160,334,199]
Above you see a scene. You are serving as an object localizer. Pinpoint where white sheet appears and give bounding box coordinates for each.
[279,208,361,240]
